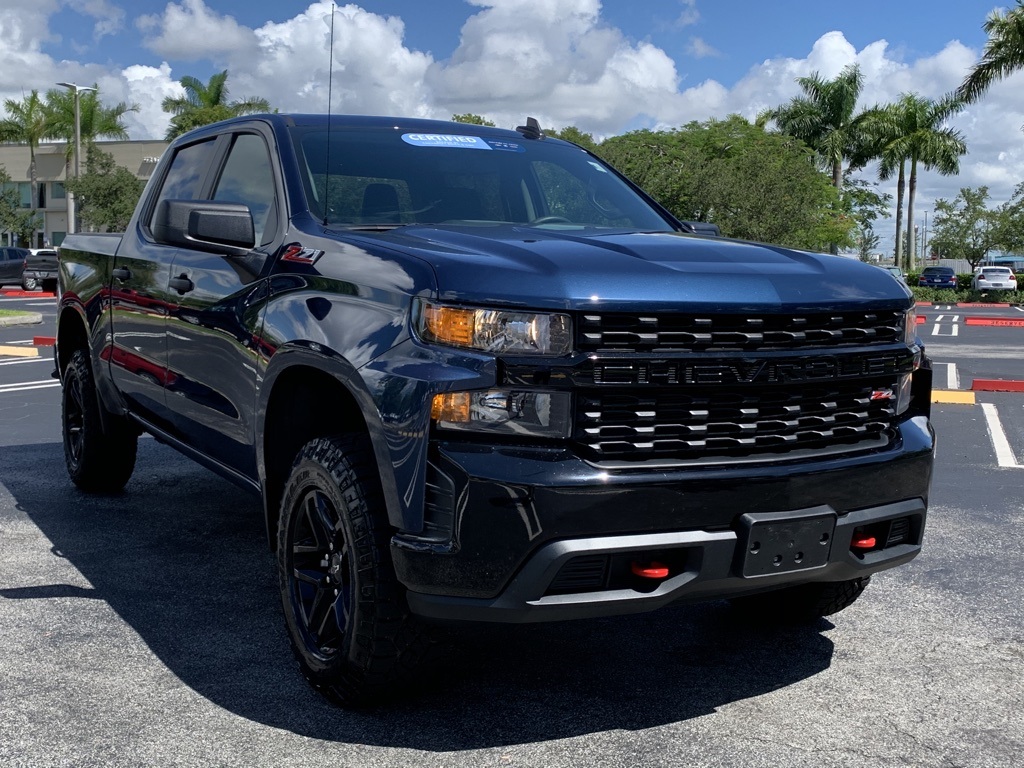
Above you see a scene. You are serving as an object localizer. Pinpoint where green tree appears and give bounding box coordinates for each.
[162,70,270,140]
[45,87,137,157]
[550,126,597,151]
[450,113,495,126]
[856,224,881,262]
[64,146,144,232]
[957,1,1024,103]
[862,93,965,270]
[758,64,871,192]
[929,186,1003,270]
[0,90,50,225]
[598,115,853,251]
[0,166,41,245]
[991,182,1024,254]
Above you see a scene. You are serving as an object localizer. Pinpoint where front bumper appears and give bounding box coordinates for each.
[394,415,934,623]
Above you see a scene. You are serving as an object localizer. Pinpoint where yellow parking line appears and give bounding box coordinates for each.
[932,390,976,404]
[0,345,39,358]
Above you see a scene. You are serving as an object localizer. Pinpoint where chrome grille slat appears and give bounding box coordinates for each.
[575,384,896,462]
[578,311,905,352]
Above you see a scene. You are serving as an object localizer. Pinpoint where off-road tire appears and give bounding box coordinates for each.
[278,435,439,707]
[729,576,871,624]
[62,349,138,493]
[21,276,38,291]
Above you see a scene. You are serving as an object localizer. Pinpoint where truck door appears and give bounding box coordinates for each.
[162,130,279,479]
[108,136,219,428]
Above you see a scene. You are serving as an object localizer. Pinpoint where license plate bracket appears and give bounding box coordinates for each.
[738,509,836,578]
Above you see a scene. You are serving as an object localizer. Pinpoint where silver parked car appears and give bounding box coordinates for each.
[972,266,1017,291]
[882,265,905,282]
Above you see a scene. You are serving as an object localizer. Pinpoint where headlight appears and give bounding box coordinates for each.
[432,389,572,437]
[416,301,572,356]
[903,307,917,345]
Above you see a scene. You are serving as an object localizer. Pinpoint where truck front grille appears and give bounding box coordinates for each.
[574,381,897,464]
[578,310,905,353]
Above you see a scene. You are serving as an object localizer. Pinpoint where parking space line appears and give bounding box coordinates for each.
[981,403,1023,469]
[931,323,959,337]
[945,362,959,390]
[0,380,60,393]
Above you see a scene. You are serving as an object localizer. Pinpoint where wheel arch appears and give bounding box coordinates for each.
[258,346,404,549]
[56,302,91,378]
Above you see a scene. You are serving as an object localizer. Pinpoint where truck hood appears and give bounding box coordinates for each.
[345,226,911,312]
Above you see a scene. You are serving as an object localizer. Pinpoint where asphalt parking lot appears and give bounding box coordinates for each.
[0,295,1021,767]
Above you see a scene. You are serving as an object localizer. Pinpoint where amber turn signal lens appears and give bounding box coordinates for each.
[421,305,475,346]
[431,392,472,423]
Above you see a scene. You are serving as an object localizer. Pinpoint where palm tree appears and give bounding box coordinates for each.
[865,94,966,270]
[161,70,270,140]
[0,90,50,223]
[758,64,870,192]
[45,87,138,185]
[957,1,1024,103]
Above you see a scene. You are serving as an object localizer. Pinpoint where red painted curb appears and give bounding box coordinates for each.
[916,315,925,324]
[965,317,1024,327]
[33,336,56,347]
[0,290,55,298]
[972,379,1024,392]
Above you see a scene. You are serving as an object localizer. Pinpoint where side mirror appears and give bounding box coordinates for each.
[152,199,255,256]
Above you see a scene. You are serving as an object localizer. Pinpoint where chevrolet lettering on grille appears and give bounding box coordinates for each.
[589,353,913,386]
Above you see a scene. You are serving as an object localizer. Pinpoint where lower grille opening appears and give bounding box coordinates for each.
[850,516,918,556]
[886,516,912,547]
[545,549,692,596]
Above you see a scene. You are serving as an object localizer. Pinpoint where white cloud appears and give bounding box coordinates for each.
[138,0,257,62]
[246,2,434,117]
[426,0,684,133]
[66,0,125,40]
[685,36,721,59]
[676,0,699,27]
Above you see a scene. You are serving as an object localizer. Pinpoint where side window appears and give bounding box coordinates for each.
[148,139,217,228]
[213,133,278,245]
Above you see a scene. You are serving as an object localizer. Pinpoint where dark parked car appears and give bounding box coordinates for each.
[0,246,31,289]
[918,266,958,289]
[56,113,935,705]
[23,248,59,292]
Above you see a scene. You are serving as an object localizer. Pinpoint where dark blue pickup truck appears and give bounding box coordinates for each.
[55,114,934,705]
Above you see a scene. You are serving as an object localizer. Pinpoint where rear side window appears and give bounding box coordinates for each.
[147,139,217,228]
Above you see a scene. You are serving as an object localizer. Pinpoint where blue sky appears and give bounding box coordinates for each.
[41,1,992,88]
[2,1,1020,252]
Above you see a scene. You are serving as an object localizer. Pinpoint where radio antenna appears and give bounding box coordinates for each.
[323,2,336,226]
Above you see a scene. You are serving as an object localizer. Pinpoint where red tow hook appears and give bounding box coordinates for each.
[850,532,877,550]
[631,561,670,579]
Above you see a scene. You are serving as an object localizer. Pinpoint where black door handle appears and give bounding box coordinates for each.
[169,275,195,294]
[112,267,131,281]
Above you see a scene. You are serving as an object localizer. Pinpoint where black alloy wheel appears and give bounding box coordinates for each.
[278,435,441,706]
[61,349,137,493]
[287,485,353,660]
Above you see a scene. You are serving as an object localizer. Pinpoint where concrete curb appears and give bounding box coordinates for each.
[0,312,42,327]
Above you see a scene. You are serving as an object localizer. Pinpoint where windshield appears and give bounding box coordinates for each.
[289,126,675,232]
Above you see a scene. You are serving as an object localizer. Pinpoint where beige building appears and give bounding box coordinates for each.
[0,140,168,248]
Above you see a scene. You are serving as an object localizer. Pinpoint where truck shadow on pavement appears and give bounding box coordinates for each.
[1,440,835,750]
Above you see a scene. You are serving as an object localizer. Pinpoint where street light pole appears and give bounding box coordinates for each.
[56,82,97,236]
